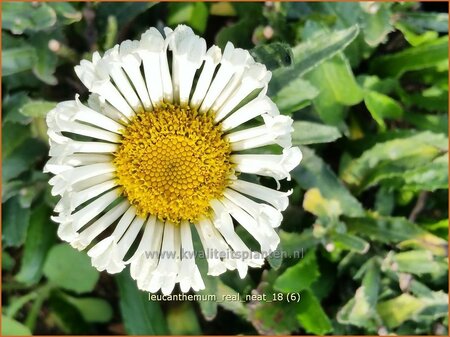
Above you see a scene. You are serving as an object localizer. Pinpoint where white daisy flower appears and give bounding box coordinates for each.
[45,25,302,295]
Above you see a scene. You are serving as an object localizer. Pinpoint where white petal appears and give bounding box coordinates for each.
[200,42,252,113]
[88,236,125,273]
[74,54,135,118]
[72,200,130,250]
[139,28,166,106]
[147,222,180,294]
[119,40,153,110]
[228,114,293,151]
[220,89,279,130]
[48,162,116,196]
[195,218,233,276]
[230,179,292,211]
[231,147,302,183]
[220,197,279,253]
[224,188,283,229]
[215,63,271,121]
[190,46,221,109]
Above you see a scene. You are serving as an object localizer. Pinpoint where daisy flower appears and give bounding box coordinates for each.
[45,25,302,295]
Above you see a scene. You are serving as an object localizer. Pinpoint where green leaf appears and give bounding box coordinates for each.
[20,100,57,118]
[292,121,342,145]
[29,33,58,85]
[341,131,447,191]
[271,78,318,114]
[385,250,441,275]
[377,294,425,329]
[267,244,283,270]
[1,316,31,336]
[16,204,56,285]
[2,138,48,182]
[2,251,15,271]
[116,269,168,334]
[305,54,363,125]
[215,8,262,50]
[62,295,113,323]
[398,11,449,34]
[274,250,319,293]
[3,92,32,124]
[96,2,157,29]
[2,46,37,77]
[269,25,359,95]
[364,90,403,130]
[250,42,293,70]
[292,147,364,217]
[360,3,394,46]
[248,271,301,335]
[168,2,209,34]
[279,229,320,256]
[370,36,449,77]
[404,113,448,135]
[167,302,202,335]
[216,280,249,318]
[2,2,56,34]
[331,232,370,254]
[345,215,447,256]
[303,188,342,220]
[296,289,332,335]
[337,259,380,328]
[400,154,448,192]
[47,2,82,25]
[2,122,29,159]
[2,197,30,248]
[43,244,99,294]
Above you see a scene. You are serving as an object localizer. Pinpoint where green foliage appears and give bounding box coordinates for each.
[2,2,448,336]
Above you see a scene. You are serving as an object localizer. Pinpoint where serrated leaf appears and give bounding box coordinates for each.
[2,2,57,34]
[43,244,99,294]
[386,250,441,275]
[337,259,380,328]
[274,250,319,293]
[370,36,449,77]
[296,289,332,335]
[377,294,425,329]
[341,131,447,191]
[306,53,363,125]
[269,25,359,95]
[292,121,342,145]
[292,147,364,217]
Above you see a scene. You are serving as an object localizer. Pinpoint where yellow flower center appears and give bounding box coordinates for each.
[113,103,233,224]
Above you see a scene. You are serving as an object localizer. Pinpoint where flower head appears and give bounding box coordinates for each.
[45,25,302,295]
